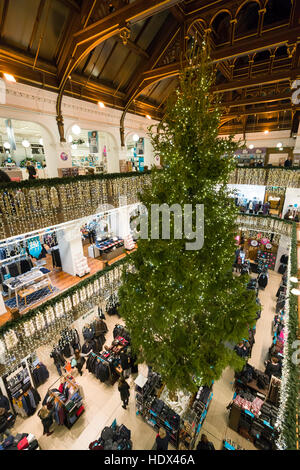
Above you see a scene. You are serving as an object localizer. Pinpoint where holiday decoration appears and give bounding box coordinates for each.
[275,223,299,450]
[119,44,258,392]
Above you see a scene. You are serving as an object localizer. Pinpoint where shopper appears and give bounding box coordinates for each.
[70,348,91,376]
[0,169,11,183]
[50,347,65,376]
[196,434,215,450]
[26,161,37,180]
[264,356,281,380]
[284,156,292,168]
[120,350,131,378]
[118,376,130,409]
[38,406,53,436]
[155,427,169,450]
[0,408,12,438]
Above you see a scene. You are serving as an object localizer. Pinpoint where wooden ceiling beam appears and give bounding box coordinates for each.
[0,0,9,38]
[57,0,80,12]
[28,0,46,52]
[57,0,182,85]
[220,91,292,108]
[223,104,297,120]
[114,35,149,59]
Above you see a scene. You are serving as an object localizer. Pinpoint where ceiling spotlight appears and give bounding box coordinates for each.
[98,102,105,108]
[146,115,151,120]
[264,130,269,134]
[72,124,81,135]
[133,134,139,142]
[68,135,73,143]
[290,277,299,283]
[71,144,78,150]
[277,142,283,148]
[249,144,254,149]
[291,288,300,296]
[39,138,43,146]
[3,73,16,82]
[3,142,10,149]
[22,139,30,148]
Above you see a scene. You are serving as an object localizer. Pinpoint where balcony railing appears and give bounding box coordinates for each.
[0,171,152,239]
[1,167,300,239]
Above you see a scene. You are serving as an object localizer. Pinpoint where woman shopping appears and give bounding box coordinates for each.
[69,348,91,376]
[38,406,53,437]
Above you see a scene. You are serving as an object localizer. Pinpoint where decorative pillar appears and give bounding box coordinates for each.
[56,224,84,277]
[56,114,66,143]
[230,18,237,45]
[43,140,73,178]
[248,56,254,79]
[258,8,266,36]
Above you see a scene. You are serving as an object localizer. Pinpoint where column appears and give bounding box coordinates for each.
[257,8,266,37]
[56,224,84,277]
[42,138,73,178]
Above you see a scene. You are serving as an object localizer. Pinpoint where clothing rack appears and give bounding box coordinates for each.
[89,351,114,384]
[46,375,84,429]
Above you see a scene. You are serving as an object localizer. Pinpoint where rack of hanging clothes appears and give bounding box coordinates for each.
[11,386,41,418]
[43,375,84,429]
[82,317,108,354]
[43,232,58,249]
[50,246,62,269]
[57,328,80,358]
[86,351,117,385]
[27,357,49,388]
[0,255,34,295]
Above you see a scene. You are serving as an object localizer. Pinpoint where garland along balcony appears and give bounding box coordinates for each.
[0,171,152,239]
[1,168,300,238]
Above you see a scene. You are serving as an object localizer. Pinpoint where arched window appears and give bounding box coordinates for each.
[235,2,259,38]
[263,0,291,27]
[211,12,231,45]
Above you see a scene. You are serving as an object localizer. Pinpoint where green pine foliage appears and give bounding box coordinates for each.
[119,44,258,392]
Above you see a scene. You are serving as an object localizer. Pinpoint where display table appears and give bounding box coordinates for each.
[18,279,53,306]
[101,246,124,261]
[3,269,52,309]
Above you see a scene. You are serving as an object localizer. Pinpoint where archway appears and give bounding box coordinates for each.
[66,125,119,174]
[211,11,231,45]
[235,1,260,38]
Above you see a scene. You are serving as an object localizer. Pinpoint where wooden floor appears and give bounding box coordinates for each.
[0,242,136,328]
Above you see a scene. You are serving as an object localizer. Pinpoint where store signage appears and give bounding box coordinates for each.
[88,131,99,154]
[60,152,68,161]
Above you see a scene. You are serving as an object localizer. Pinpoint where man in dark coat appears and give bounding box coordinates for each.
[118,377,130,409]
[196,434,215,450]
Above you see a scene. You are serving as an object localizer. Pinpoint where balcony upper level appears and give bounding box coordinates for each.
[1,167,300,239]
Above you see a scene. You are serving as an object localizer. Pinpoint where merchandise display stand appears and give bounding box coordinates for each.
[46,375,84,430]
[135,372,213,450]
[89,420,132,450]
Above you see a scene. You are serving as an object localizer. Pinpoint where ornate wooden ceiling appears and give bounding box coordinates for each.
[0,0,299,143]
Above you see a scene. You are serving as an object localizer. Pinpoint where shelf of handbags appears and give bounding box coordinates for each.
[228,370,280,450]
[89,420,132,450]
[134,371,213,450]
[178,385,213,450]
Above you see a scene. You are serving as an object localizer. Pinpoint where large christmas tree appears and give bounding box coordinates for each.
[119,44,258,392]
